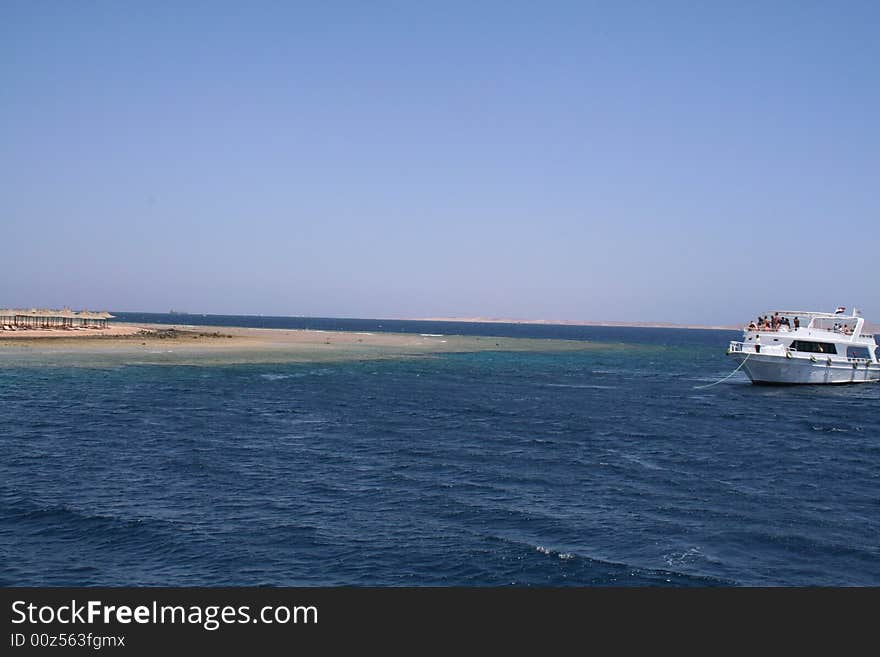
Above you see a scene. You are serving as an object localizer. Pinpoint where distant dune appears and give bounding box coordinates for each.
[412,317,880,334]
[409,317,741,331]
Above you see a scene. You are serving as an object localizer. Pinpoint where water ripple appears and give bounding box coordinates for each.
[2,326,879,585]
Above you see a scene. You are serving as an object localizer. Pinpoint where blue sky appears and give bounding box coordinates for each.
[2,1,878,324]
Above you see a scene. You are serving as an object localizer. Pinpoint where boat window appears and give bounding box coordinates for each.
[846,346,871,359]
[789,341,838,354]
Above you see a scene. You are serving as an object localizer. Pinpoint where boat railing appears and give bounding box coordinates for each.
[743,326,794,333]
[743,326,873,340]
[728,341,790,356]
[731,340,876,364]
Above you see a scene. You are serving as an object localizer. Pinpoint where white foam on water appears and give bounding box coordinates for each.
[544,383,618,390]
[663,547,704,568]
[536,545,575,560]
[260,373,292,381]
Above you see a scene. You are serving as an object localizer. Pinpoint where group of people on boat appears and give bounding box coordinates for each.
[747,313,800,332]
[747,313,858,336]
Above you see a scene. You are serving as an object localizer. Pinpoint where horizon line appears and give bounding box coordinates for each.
[105,309,743,331]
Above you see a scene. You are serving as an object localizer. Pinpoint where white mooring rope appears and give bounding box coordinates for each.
[694,352,751,389]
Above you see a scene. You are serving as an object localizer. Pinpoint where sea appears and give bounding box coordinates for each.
[1,313,878,586]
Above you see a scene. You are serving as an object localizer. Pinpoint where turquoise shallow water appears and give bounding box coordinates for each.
[1,316,878,586]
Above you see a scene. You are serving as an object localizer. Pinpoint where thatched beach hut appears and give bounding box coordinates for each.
[0,308,114,330]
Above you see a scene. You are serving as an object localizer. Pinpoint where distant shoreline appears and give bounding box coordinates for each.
[111,311,744,331]
[408,317,741,331]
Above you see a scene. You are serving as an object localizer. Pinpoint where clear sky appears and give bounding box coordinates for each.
[3,1,878,324]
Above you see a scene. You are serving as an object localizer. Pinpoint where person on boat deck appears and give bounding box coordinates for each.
[794,316,800,329]
[755,334,761,352]
[748,320,757,331]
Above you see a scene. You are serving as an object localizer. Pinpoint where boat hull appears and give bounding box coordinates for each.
[728,352,880,385]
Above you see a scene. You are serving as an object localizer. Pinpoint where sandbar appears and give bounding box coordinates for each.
[0,322,628,367]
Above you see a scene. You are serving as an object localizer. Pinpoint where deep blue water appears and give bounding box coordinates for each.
[1,315,878,586]
[113,311,730,347]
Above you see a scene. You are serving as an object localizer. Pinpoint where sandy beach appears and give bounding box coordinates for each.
[0,322,615,366]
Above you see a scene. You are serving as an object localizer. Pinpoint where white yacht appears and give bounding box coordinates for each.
[727,308,880,385]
